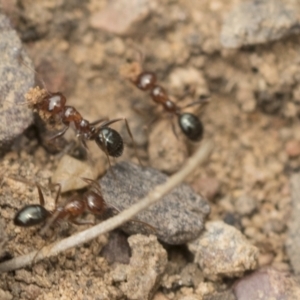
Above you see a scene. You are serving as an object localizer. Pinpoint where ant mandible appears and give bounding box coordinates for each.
[26,87,140,162]
[122,59,206,141]
[14,178,109,230]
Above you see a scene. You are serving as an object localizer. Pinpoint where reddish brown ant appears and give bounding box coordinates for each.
[14,178,108,230]
[14,178,155,236]
[25,87,140,163]
[121,60,207,142]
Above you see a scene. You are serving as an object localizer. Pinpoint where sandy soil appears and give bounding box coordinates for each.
[0,0,299,299]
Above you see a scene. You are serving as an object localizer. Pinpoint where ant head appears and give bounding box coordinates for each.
[178,113,204,142]
[14,204,50,227]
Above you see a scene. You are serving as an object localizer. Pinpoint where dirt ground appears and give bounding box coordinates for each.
[0,0,299,299]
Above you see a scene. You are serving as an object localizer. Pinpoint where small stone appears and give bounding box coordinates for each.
[90,0,156,36]
[148,120,189,174]
[99,161,210,244]
[0,289,13,300]
[153,292,168,300]
[221,0,300,48]
[188,221,258,279]
[285,140,300,158]
[179,263,204,288]
[233,267,300,300]
[100,230,131,264]
[235,195,257,216]
[111,234,167,300]
[0,14,34,156]
[192,177,221,201]
[52,155,98,193]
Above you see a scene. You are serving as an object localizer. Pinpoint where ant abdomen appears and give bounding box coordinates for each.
[95,128,124,158]
[14,204,50,227]
[178,113,204,142]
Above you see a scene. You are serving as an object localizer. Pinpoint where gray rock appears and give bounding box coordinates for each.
[188,221,258,279]
[0,14,34,155]
[111,234,167,300]
[286,173,300,274]
[99,161,210,244]
[233,267,300,300]
[221,0,300,48]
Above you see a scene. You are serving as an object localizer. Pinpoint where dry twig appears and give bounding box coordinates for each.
[0,140,213,273]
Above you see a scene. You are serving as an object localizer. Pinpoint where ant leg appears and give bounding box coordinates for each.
[170,116,179,141]
[123,118,142,166]
[97,118,142,166]
[78,136,89,150]
[180,96,210,111]
[90,118,108,126]
[49,183,61,208]
[129,219,157,234]
[35,183,46,206]
[48,125,69,141]
[38,184,61,237]
[81,178,102,195]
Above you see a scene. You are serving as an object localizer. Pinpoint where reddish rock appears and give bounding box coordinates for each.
[234,267,300,300]
[285,140,300,158]
[192,177,220,201]
[90,0,156,35]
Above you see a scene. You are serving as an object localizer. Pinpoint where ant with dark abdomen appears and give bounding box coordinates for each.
[14,178,155,238]
[121,59,208,142]
[14,178,108,230]
[25,87,141,164]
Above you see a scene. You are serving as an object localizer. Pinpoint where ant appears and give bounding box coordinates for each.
[14,178,109,230]
[14,178,155,236]
[121,59,207,142]
[25,87,140,163]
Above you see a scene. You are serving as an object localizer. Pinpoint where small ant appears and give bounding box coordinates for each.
[122,61,206,141]
[26,87,140,162]
[14,178,155,238]
[14,178,108,230]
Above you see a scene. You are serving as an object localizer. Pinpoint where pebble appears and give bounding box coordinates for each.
[191,177,221,201]
[285,140,300,158]
[286,173,300,274]
[100,230,131,264]
[52,155,98,193]
[111,234,167,300]
[233,267,300,299]
[235,194,257,216]
[99,161,210,244]
[221,0,300,48]
[0,289,12,300]
[0,14,34,156]
[188,221,258,279]
[90,0,156,35]
[148,120,189,174]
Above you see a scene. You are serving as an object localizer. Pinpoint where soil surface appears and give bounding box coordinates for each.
[0,0,300,299]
